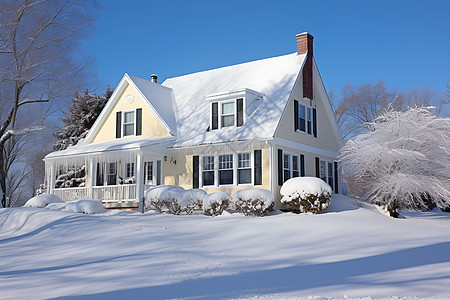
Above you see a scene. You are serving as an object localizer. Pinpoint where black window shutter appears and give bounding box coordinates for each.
[315,157,320,178]
[254,150,262,185]
[116,111,122,138]
[211,102,218,130]
[237,98,244,127]
[300,154,305,177]
[278,149,283,186]
[294,100,299,131]
[136,108,142,136]
[334,161,339,194]
[313,108,317,138]
[193,156,199,189]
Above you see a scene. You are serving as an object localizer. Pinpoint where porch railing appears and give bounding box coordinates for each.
[92,184,136,202]
[53,187,90,202]
[53,184,138,203]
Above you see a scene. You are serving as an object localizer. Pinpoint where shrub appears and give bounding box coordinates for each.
[179,189,207,214]
[203,192,230,216]
[24,193,64,208]
[280,177,332,214]
[232,188,274,216]
[144,185,185,213]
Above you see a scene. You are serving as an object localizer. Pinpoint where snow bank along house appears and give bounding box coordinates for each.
[44,32,343,209]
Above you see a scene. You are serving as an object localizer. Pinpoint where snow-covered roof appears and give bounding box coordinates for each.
[162,52,306,148]
[45,136,176,159]
[127,74,177,135]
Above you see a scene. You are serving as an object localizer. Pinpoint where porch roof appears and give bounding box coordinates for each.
[45,136,176,160]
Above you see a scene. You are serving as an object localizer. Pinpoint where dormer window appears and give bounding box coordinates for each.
[210,98,244,130]
[207,89,262,131]
[221,102,235,128]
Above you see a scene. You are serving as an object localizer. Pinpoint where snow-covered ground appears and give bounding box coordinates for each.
[1,194,449,299]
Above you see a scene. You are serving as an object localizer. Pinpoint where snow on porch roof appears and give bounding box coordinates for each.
[162,52,306,147]
[45,136,176,160]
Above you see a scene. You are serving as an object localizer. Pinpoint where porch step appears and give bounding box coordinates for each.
[103,201,138,210]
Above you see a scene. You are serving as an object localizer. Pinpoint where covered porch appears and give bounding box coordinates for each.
[44,137,175,208]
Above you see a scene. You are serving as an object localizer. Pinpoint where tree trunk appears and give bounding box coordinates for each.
[0,148,7,207]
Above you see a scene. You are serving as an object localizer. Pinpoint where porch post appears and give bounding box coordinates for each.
[136,152,144,212]
[48,162,55,194]
[88,158,96,198]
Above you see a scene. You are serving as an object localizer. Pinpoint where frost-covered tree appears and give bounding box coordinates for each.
[0,0,99,207]
[340,107,450,217]
[54,87,113,150]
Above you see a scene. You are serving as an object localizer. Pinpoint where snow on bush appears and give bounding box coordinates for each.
[231,188,274,216]
[24,193,64,208]
[203,192,230,216]
[144,185,185,213]
[63,199,107,214]
[340,107,450,217]
[179,189,207,214]
[280,177,332,214]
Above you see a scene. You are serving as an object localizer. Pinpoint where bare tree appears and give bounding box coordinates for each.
[0,0,99,207]
[332,80,399,139]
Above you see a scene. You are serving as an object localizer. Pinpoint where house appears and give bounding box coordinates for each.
[44,32,343,210]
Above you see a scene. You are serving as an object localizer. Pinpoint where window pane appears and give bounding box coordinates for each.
[203,171,214,186]
[219,154,233,170]
[221,115,234,127]
[219,170,233,185]
[284,170,290,181]
[203,156,214,171]
[307,120,312,135]
[124,111,134,123]
[238,153,250,168]
[299,105,306,118]
[328,162,333,177]
[124,124,134,136]
[320,161,326,181]
[293,156,299,171]
[222,102,235,114]
[238,169,251,184]
[300,118,306,132]
[284,154,290,169]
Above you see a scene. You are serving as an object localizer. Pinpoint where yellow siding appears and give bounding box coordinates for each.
[274,144,340,206]
[163,147,271,194]
[92,83,170,143]
[276,71,339,153]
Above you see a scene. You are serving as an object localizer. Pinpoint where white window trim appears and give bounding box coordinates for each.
[199,151,254,188]
[282,151,301,182]
[144,161,154,185]
[126,162,135,178]
[296,102,314,137]
[210,98,246,130]
[237,152,252,185]
[122,109,136,137]
[318,158,335,192]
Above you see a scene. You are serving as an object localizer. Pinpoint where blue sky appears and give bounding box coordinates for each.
[83,0,449,95]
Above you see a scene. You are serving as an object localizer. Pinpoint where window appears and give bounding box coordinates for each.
[320,160,326,182]
[307,107,312,135]
[221,102,235,128]
[328,162,334,190]
[283,154,291,181]
[126,163,134,178]
[107,162,117,185]
[293,155,299,178]
[219,154,233,185]
[123,111,135,136]
[202,156,215,186]
[144,161,153,185]
[238,153,251,184]
[299,105,306,132]
[298,103,313,136]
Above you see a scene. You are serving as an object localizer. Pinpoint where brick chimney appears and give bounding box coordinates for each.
[296,32,314,100]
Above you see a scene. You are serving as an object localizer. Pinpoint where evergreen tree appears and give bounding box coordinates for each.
[54,86,113,151]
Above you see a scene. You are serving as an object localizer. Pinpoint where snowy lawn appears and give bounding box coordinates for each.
[0,195,449,299]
